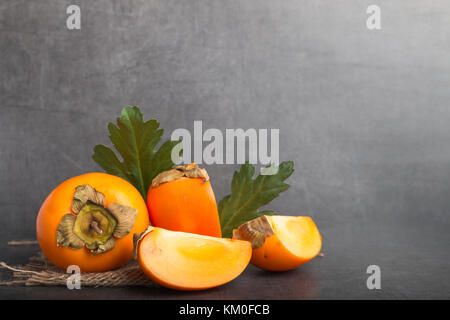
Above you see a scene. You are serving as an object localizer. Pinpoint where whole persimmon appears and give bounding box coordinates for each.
[147,163,222,237]
[36,172,149,272]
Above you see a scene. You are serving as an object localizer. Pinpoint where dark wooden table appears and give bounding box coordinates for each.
[1,221,449,299]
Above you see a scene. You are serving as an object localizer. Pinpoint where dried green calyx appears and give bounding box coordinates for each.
[56,184,137,255]
[151,163,209,188]
[132,226,154,259]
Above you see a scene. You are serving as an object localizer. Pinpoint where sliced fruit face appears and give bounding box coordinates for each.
[233,215,322,271]
[135,227,251,290]
[270,216,321,260]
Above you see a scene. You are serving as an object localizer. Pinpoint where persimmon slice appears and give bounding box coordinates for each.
[135,227,252,290]
[233,216,322,271]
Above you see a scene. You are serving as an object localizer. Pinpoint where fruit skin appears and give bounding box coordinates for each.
[136,227,251,290]
[147,177,222,237]
[234,216,322,272]
[36,172,149,272]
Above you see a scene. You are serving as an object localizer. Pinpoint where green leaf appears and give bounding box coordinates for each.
[218,161,294,238]
[92,106,181,199]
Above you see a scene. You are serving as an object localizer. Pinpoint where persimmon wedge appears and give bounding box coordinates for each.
[134,227,251,290]
[233,216,322,271]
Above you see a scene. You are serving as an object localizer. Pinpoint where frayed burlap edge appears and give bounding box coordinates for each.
[0,253,155,287]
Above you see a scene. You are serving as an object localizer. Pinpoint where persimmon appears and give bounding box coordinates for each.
[232,215,322,271]
[134,226,251,290]
[147,163,222,237]
[36,172,149,272]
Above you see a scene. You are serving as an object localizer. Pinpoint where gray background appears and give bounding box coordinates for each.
[1,0,449,299]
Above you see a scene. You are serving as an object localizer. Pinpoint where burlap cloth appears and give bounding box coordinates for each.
[0,241,155,287]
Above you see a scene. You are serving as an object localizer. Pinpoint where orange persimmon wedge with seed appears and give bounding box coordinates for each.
[134,226,252,290]
[233,215,322,271]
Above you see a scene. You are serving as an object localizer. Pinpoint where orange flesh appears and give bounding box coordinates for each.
[137,227,251,290]
[249,216,322,271]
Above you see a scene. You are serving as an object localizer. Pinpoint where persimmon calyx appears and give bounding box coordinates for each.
[133,226,154,259]
[72,184,106,213]
[56,184,137,255]
[73,203,117,249]
[232,216,274,249]
[151,163,209,188]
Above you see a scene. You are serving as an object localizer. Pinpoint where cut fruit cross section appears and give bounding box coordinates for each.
[134,227,252,290]
[233,215,322,271]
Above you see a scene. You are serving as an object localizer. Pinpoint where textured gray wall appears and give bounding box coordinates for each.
[1,0,450,240]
